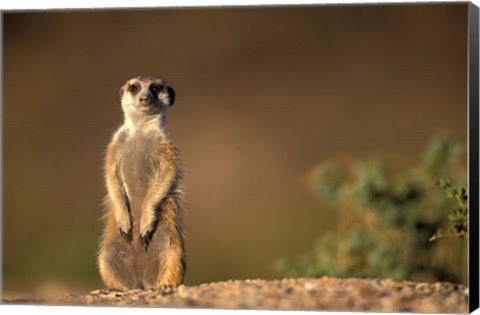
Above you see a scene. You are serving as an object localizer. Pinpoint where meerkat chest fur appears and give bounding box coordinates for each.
[120,129,175,218]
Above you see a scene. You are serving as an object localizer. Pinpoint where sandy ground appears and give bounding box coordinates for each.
[3,277,469,313]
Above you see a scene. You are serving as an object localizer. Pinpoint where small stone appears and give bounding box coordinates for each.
[284,287,294,294]
[304,282,318,292]
[84,295,94,304]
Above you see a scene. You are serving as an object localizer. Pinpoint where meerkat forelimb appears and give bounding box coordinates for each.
[139,148,179,248]
[105,129,133,242]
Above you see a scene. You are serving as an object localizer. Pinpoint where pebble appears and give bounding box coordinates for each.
[304,282,318,293]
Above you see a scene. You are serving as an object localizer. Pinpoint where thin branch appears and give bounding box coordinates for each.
[429,232,468,242]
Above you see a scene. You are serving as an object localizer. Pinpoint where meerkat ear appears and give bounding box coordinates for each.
[167,86,175,106]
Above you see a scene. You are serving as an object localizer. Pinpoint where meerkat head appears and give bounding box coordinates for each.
[119,76,175,121]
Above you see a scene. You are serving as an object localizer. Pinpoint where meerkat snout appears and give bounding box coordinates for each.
[139,94,150,104]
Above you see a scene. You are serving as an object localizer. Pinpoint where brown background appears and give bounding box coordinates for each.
[3,3,468,296]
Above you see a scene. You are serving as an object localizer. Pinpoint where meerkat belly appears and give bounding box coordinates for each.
[120,137,159,222]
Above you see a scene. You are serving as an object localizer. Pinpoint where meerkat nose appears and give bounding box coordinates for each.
[139,95,149,103]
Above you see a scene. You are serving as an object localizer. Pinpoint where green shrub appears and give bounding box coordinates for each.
[274,136,468,284]
[429,178,468,241]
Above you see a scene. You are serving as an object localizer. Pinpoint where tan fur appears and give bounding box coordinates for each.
[98,76,185,290]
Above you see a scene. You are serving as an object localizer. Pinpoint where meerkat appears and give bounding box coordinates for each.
[97,75,185,290]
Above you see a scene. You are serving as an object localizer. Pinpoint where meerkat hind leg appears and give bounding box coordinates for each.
[99,239,141,290]
[156,231,185,287]
[140,224,185,288]
[139,224,166,289]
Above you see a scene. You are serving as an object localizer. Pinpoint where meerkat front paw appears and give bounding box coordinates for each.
[140,229,154,250]
[139,211,157,250]
[119,227,132,243]
[116,213,132,243]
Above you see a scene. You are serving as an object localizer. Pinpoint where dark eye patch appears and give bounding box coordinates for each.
[150,84,163,94]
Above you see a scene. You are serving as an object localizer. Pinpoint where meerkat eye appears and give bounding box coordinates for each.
[129,84,139,93]
[151,85,162,94]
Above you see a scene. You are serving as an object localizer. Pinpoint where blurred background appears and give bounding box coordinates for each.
[2,3,468,299]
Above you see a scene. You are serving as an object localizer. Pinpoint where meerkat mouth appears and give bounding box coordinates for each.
[135,102,161,115]
[137,100,156,108]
